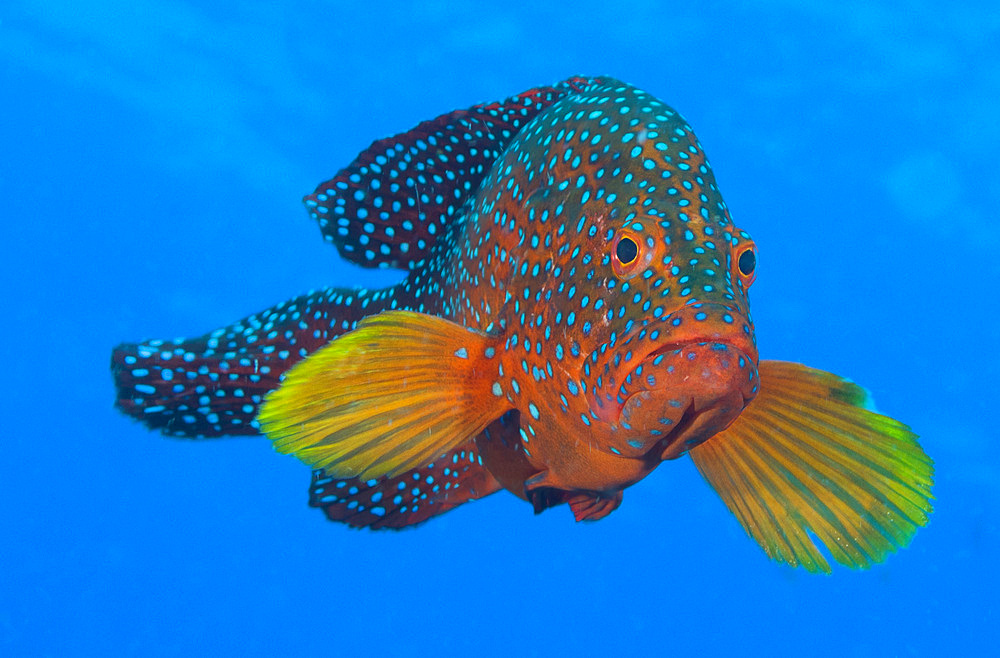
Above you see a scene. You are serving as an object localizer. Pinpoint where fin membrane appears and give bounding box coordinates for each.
[305,76,598,270]
[258,310,508,480]
[111,286,388,438]
[689,360,933,573]
[567,491,624,522]
[309,440,502,529]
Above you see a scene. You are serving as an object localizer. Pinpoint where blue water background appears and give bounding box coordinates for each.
[2,1,997,655]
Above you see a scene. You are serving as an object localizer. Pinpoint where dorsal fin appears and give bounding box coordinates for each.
[304,76,600,270]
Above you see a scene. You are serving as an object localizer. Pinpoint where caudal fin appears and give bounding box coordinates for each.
[111,286,395,438]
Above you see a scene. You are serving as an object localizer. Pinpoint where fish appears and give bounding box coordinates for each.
[111,76,933,573]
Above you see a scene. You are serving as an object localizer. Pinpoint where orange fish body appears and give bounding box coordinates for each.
[112,77,932,572]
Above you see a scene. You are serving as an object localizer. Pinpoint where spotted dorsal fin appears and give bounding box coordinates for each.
[304,76,599,270]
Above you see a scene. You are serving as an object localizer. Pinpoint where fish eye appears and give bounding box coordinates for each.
[738,248,755,276]
[734,243,757,288]
[616,236,638,265]
[611,229,646,278]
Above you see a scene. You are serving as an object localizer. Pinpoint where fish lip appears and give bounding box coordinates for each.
[605,336,754,407]
[625,302,759,367]
[586,304,757,418]
[655,387,751,461]
[640,337,755,365]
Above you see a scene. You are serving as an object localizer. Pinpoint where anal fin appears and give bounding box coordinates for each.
[309,441,501,529]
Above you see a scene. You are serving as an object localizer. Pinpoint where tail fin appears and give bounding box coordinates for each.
[111,286,394,438]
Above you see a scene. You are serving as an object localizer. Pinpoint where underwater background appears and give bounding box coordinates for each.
[2,0,997,655]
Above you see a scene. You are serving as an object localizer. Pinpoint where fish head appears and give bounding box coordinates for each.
[576,210,760,463]
[593,204,760,461]
[491,79,760,465]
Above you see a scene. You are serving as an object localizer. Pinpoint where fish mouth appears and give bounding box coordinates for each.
[592,304,759,460]
[616,338,758,460]
[610,302,758,383]
[636,302,757,364]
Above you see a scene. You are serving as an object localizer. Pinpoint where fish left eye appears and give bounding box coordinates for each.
[738,248,755,276]
[735,243,757,288]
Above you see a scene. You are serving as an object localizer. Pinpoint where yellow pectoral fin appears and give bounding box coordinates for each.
[690,360,933,573]
[257,310,510,480]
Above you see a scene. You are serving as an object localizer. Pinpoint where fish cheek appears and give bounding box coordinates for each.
[614,389,698,463]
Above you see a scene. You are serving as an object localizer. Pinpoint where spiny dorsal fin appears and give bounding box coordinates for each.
[258,311,510,480]
[304,76,599,270]
[690,360,933,573]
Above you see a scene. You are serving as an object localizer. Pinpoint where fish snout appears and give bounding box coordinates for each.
[655,302,757,361]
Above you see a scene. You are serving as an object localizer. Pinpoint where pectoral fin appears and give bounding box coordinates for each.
[689,360,933,573]
[258,311,509,480]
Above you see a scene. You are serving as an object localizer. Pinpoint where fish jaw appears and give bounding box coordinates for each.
[588,303,760,461]
[620,340,758,460]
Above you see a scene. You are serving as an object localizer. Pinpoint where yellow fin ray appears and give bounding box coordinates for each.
[760,398,931,529]
[690,360,933,573]
[257,310,509,479]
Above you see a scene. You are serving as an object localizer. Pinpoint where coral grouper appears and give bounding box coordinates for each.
[112,76,933,573]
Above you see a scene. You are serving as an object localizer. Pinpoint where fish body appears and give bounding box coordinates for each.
[112,77,932,571]
[449,92,761,503]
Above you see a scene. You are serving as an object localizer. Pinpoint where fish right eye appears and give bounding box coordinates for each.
[611,229,646,279]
